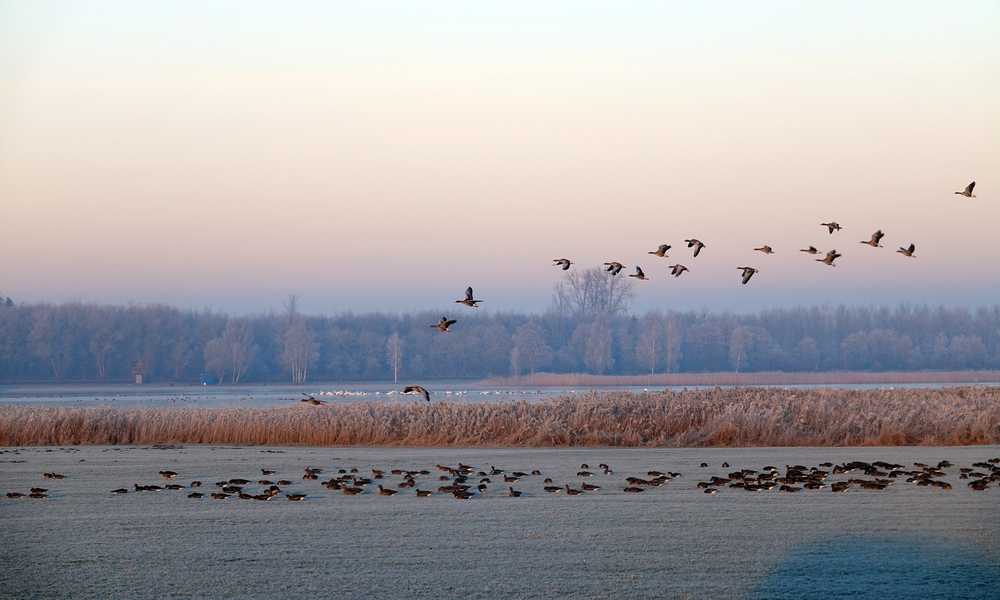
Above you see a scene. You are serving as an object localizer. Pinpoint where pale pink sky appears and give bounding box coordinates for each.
[1,2,998,314]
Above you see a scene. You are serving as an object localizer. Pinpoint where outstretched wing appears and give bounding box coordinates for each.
[465,287,474,301]
[966,181,976,195]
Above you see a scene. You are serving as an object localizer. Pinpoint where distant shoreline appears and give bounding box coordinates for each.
[482,370,1000,387]
[3,370,1000,389]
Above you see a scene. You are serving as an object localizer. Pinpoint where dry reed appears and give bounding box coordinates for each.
[1,387,998,448]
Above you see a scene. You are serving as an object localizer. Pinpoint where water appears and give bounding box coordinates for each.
[2,445,998,599]
[2,381,998,408]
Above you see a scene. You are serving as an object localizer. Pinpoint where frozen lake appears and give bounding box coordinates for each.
[3,381,998,409]
[2,445,998,599]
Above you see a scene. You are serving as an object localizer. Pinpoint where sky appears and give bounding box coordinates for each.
[1,2,998,315]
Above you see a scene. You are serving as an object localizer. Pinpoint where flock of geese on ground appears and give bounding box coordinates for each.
[296,181,980,407]
[6,452,997,502]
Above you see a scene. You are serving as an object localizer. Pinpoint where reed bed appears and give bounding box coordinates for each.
[2,387,999,448]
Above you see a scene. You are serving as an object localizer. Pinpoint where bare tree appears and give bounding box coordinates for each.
[222,319,256,383]
[509,345,521,377]
[729,326,751,372]
[636,318,661,375]
[203,338,228,383]
[282,318,316,385]
[664,317,682,373]
[583,319,614,374]
[552,267,634,318]
[386,332,402,384]
[512,322,552,375]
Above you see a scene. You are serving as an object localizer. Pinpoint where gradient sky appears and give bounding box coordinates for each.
[1,2,998,315]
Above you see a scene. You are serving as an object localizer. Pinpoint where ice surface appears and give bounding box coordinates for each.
[2,445,998,599]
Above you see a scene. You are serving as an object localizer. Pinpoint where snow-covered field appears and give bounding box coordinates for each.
[2,445,999,599]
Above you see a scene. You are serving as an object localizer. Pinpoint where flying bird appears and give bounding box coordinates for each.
[668,264,689,277]
[648,244,671,257]
[300,396,328,406]
[954,181,976,198]
[816,249,842,266]
[800,246,819,254]
[402,385,431,402]
[861,230,885,247]
[685,239,706,257]
[431,317,457,333]
[603,261,625,276]
[455,287,483,308]
[552,258,573,271]
[821,222,842,234]
[897,243,916,257]
[629,266,649,280]
[754,245,774,254]
[738,266,758,285]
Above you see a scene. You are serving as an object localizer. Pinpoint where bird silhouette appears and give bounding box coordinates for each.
[431,317,457,332]
[648,244,671,257]
[821,222,842,234]
[754,245,774,254]
[800,246,819,254]
[552,258,573,271]
[685,239,706,257]
[603,261,625,276]
[896,243,916,257]
[402,385,431,402]
[954,181,976,198]
[629,266,649,280]
[669,264,689,277]
[455,287,483,308]
[300,397,328,406]
[861,230,885,247]
[816,249,842,266]
[738,266,758,285]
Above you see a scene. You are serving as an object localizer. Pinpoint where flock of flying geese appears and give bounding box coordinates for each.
[7,452,997,502]
[558,179,976,286]
[294,181,980,406]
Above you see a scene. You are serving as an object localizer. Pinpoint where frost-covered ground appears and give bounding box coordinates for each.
[2,445,998,599]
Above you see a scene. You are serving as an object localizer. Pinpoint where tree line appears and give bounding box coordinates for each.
[2,273,1000,383]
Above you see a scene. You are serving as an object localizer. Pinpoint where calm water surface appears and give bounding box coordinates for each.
[2,445,998,599]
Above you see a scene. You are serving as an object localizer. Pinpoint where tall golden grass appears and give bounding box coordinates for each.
[1,387,998,447]
[484,370,1000,387]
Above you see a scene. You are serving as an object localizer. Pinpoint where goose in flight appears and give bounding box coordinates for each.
[669,264,689,277]
[552,258,573,271]
[754,245,774,255]
[821,222,842,234]
[738,266,758,285]
[629,266,649,280]
[455,287,483,308]
[800,246,819,254]
[648,244,671,257]
[816,249,842,266]
[300,396,328,406]
[431,317,457,333]
[685,239,706,257]
[861,230,885,247]
[897,243,916,257]
[955,181,976,198]
[402,385,431,402]
[603,261,625,276]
